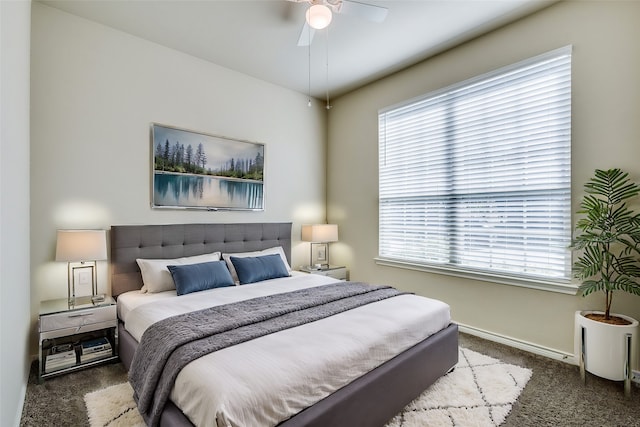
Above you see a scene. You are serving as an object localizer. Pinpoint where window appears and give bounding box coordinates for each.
[377,46,573,292]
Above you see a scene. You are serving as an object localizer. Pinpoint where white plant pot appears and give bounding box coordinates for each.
[574,310,639,381]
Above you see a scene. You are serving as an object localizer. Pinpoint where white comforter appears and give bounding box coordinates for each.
[119,273,451,427]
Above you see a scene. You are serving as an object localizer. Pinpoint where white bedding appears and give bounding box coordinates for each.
[119,273,451,427]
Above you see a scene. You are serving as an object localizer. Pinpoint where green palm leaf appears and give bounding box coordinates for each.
[586,169,640,203]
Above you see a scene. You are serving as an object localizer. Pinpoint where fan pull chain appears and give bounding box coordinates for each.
[325,27,332,110]
[307,20,312,107]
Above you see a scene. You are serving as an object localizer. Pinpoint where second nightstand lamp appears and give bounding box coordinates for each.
[55,230,107,305]
[301,224,338,269]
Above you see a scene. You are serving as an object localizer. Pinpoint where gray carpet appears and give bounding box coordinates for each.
[20,332,640,426]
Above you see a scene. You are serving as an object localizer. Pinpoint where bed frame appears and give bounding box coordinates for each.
[110,222,458,427]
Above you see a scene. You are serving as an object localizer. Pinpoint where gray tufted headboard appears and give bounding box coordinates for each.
[110,222,292,297]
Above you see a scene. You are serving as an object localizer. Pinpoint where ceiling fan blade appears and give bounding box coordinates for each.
[339,0,388,23]
[297,21,316,46]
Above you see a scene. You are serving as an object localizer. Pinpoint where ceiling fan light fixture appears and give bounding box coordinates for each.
[306,4,332,30]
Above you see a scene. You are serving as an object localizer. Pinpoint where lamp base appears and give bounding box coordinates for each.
[309,242,330,268]
[91,294,105,304]
[305,264,328,271]
[301,264,337,273]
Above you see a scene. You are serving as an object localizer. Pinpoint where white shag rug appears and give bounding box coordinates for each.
[85,347,531,427]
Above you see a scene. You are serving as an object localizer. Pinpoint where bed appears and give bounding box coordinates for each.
[110,222,458,427]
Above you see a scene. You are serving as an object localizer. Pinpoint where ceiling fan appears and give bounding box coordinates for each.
[288,0,389,46]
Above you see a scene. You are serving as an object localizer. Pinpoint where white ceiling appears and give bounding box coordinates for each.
[39,0,553,100]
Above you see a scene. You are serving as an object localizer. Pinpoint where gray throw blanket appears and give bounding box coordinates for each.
[129,281,405,426]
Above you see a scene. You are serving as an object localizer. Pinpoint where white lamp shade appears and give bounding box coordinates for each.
[56,230,107,262]
[301,224,338,243]
[306,4,332,30]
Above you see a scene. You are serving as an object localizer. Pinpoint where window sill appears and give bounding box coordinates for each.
[374,257,578,295]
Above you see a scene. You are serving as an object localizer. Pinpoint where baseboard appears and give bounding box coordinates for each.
[14,379,27,427]
[457,323,578,365]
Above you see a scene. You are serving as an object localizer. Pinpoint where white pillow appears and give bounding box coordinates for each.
[136,252,221,293]
[222,246,292,284]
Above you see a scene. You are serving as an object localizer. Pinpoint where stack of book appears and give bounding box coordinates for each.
[80,337,112,363]
[45,349,77,373]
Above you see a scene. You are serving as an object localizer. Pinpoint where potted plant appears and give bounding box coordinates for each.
[572,168,640,383]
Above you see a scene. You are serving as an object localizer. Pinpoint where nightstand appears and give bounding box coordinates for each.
[299,265,348,280]
[38,296,118,382]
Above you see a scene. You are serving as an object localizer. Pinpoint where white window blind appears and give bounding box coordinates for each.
[378,46,572,284]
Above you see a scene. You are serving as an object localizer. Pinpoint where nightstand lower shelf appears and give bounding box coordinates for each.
[41,354,119,381]
[39,327,119,381]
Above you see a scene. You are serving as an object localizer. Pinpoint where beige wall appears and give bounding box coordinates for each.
[30,4,328,349]
[1,1,32,425]
[327,0,640,357]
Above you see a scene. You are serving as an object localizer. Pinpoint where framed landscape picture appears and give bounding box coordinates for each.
[151,123,264,211]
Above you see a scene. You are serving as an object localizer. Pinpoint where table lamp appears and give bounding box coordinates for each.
[301,224,338,269]
[55,230,107,304]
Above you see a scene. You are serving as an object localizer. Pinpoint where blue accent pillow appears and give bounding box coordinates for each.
[167,261,235,296]
[230,254,290,285]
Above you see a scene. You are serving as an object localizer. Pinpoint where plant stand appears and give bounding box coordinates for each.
[576,311,638,398]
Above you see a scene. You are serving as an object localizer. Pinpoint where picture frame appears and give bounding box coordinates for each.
[151,123,265,211]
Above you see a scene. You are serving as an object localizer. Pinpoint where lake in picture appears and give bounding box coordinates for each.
[154,172,263,210]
